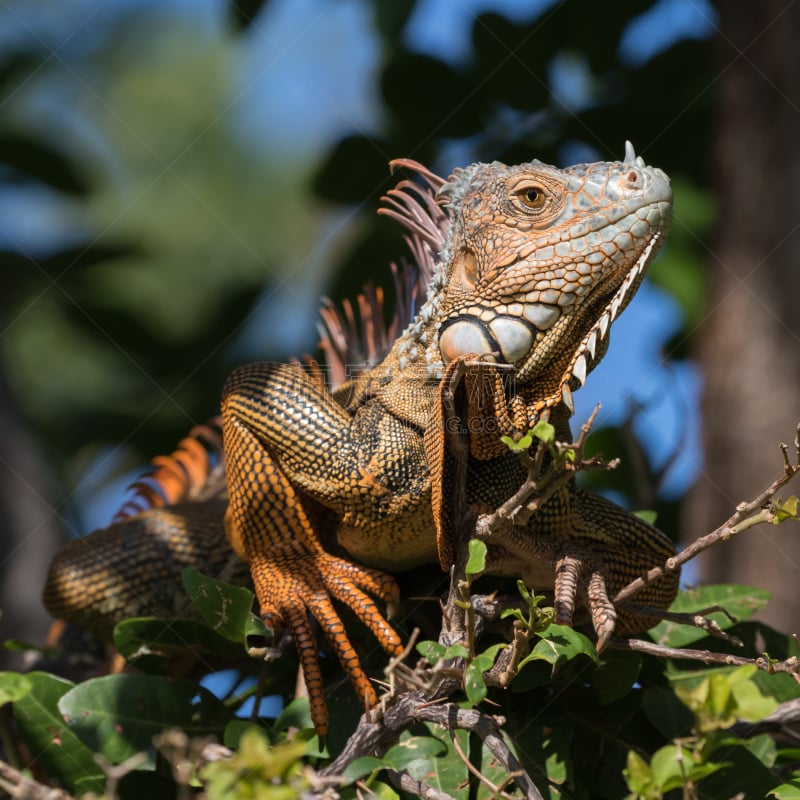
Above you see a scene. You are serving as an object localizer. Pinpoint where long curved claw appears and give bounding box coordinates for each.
[281,605,331,734]
[324,559,403,652]
[485,490,677,654]
[253,551,401,737]
[586,570,617,652]
[553,554,581,626]
[553,553,617,649]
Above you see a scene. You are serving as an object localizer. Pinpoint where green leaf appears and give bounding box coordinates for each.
[341,756,385,784]
[223,719,264,749]
[500,431,533,453]
[646,744,727,794]
[516,578,535,607]
[685,761,729,785]
[650,744,689,792]
[182,567,268,645]
[699,744,778,798]
[11,672,104,794]
[500,606,527,623]
[384,736,447,769]
[770,782,800,799]
[443,643,469,659]
[465,538,487,575]
[0,671,31,706]
[520,624,598,669]
[774,496,800,523]
[622,749,653,795]
[729,667,780,721]
[368,781,400,800]
[405,725,510,797]
[531,420,555,444]
[464,661,488,704]
[501,434,530,451]
[274,696,313,734]
[544,739,568,786]
[590,650,642,705]
[113,617,243,667]
[675,665,778,732]
[749,733,778,768]
[416,640,446,663]
[58,673,229,762]
[634,509,658,525]
[473,643,506,669]
[201,728,308,799]
[3,638,51,654]
[641,686,695,740]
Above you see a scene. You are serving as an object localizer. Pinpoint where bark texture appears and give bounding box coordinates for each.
[689,3,800,630]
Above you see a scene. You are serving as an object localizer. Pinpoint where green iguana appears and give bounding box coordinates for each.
[45,144,677,736]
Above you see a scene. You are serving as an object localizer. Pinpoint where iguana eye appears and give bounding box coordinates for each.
[515,185,547,211]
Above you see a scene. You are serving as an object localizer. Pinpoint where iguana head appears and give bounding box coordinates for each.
[389,143,672,412]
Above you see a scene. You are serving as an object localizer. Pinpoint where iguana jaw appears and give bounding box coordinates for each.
[428,224,667,411]
[540,228,665,413]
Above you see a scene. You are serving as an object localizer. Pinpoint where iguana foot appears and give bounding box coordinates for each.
[250,548,402,736]
[554,553,617,651]
[484,535,621,650]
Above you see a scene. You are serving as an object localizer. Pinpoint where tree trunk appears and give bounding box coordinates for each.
[688,2,800,631]
[0,367,62,669]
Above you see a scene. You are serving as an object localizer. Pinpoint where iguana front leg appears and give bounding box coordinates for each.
[485,486,679,648]
[426,356,527,570]
[221,362,403,736]
[429,358,679,650]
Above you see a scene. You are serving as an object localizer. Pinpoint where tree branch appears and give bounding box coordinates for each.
[0,758,76,800]
[318,691,545,800]
[614,424,800,605]
[614,637,800,676]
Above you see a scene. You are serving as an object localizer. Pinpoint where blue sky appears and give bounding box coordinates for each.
[1,0,715,529]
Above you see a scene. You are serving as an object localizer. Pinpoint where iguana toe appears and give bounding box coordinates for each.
[252,551,401,737]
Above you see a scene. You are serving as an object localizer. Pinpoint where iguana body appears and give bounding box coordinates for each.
[45,145,677,736]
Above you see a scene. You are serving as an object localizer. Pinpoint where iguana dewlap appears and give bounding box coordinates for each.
[45,145,677,737]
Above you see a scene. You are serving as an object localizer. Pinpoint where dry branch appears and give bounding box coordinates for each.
[0,758,76,800]
[614,423,800,605]
[616,638,800,677]
[318,691,545,800]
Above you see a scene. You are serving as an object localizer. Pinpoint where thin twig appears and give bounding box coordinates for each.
[385,769,458,800]
[614,430,800,605]
[614,638,800,675]
[478,404,615,536]
[619,602,743,645]
[96,752,149,800]
[319,692,544,800]
[414,705,544,800]
[447,724,512,799]
[0,758,76,800]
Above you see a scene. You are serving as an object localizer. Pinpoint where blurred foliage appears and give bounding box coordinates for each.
[1,3,317,492]
[0,0,714,521]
